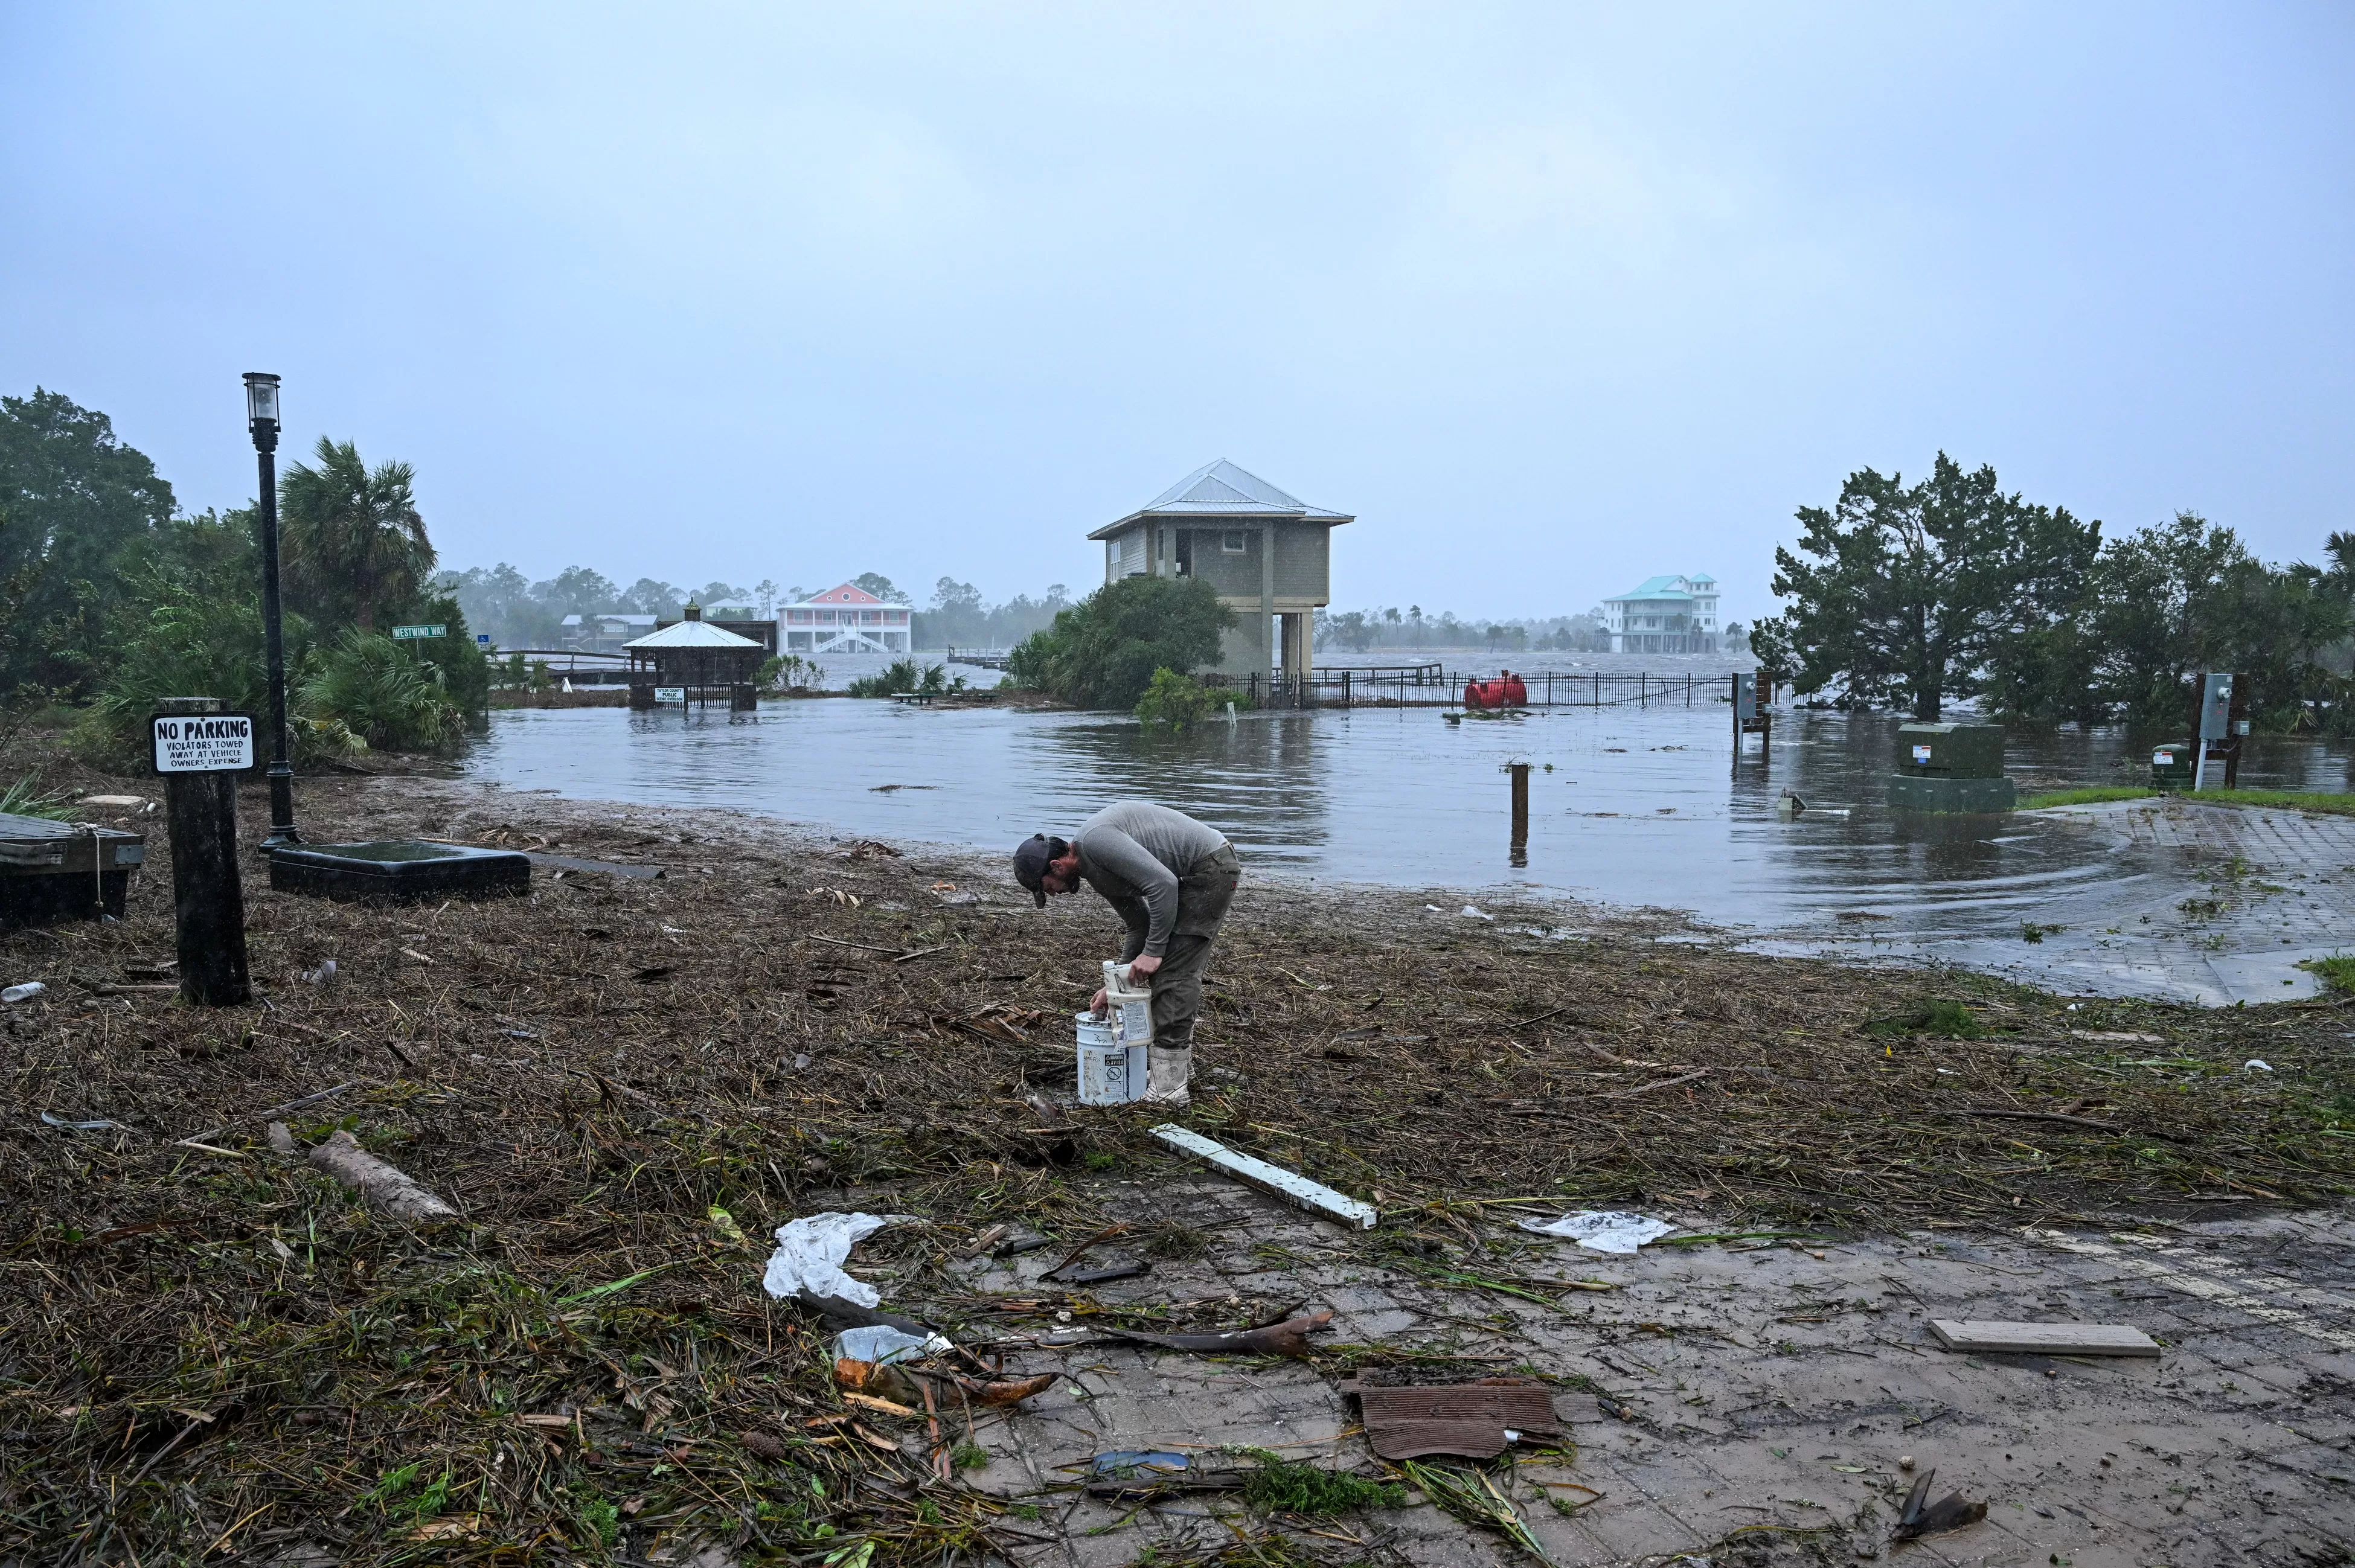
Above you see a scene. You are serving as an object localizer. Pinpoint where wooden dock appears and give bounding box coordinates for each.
[1215,668,1735,711]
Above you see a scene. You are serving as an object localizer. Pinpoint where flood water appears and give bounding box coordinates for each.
[459,698,2355,942]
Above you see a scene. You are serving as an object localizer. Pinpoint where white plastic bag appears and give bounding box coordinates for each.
[1516,1210,1676,1255]
[761,1211,915,1306]
[2,982,46,1004]
[835,1325,950,1364]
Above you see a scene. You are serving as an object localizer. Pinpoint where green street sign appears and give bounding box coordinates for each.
[391,624,447,639]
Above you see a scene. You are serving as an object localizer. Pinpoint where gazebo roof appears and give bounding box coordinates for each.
[623,618,763,650]
[1090,459,1352,539]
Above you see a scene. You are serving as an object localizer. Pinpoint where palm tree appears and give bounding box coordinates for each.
[278,437,433,632]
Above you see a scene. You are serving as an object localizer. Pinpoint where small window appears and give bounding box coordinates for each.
[1222,531,1247,553]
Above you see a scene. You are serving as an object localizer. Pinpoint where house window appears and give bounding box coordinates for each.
[1222,531,1247,553]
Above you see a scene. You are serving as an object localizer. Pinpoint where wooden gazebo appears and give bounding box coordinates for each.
[623,604,766,710]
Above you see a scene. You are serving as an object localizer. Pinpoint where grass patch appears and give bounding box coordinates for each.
[1236,1451,1408,1515]
[2299,955,2355,996]
[2017,786,2159,809]
[2019,785,2355,818]
[2200,789,2355,818]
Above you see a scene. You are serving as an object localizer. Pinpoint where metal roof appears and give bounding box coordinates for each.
[1606,574,1717,603]
[793,583,885,607]
[622,619,764,650]
[1090,459,1353,539]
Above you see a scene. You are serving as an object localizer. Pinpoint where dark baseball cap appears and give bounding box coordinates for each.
[1012,833,1067,907]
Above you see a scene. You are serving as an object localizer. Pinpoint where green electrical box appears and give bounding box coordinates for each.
[2150,742,2194,790]
[1895,723,2007,778]
[1889,722,2014,811]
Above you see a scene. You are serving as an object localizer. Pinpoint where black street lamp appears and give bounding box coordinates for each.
[243,372,300,846]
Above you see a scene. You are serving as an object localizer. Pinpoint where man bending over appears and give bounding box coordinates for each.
[1011,800,1241,1105]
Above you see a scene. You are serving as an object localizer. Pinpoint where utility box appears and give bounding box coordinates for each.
[2151,742,2194,790]
[0,811,144,929]
[1896,723,2006,778]
[269,840,530,903]
[1889,722,2014,811]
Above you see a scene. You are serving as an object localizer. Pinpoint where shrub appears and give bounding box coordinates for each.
[0,775,75,819]
[300,630,464,753]
[1008,576,1234,709]
[73,580,303,769]
[1134,667,1214,731]
[848,659,957,698]
[392,594,490,723]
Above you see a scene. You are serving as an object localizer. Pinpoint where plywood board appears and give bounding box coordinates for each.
[1149,1124,1377,1228]
[1929,1319,2161,1357]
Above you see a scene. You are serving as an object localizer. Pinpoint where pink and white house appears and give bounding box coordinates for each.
[780,583,911,654]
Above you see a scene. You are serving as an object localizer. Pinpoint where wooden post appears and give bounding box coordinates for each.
[157,697,251,1006]
[1508,761,1531,868]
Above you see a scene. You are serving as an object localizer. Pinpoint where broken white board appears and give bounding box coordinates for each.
[1149,1124,1377,1229]
[1929,1319,2161,1357]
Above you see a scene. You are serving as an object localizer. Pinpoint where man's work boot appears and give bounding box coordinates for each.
[1141,1043,1191,1107]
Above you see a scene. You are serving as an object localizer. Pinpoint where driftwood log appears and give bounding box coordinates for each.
[303,1128,458,1220]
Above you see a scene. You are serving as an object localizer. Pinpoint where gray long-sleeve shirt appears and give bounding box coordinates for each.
[1072,800,1229,958]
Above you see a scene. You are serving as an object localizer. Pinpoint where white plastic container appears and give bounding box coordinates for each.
[1075,1009,1145,1104]
[1101,960,1154,1048]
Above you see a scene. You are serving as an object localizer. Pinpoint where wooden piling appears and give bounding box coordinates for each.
[1508,761,1531,867]
[158,697,252,1006]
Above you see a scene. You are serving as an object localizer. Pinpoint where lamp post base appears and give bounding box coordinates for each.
[263,766,301,846]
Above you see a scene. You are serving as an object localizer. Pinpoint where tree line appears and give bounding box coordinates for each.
[1751,453,2355,731]
[0,387,487,763]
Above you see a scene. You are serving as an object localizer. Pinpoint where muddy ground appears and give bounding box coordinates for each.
[3,759,2353,1566]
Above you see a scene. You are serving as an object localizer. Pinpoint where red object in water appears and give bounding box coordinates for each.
[1462,672,1530,710]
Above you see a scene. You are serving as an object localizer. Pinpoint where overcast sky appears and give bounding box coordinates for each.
[4,4,2349,621]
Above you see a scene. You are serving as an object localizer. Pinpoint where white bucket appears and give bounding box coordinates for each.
[1076,1010,1145,1104]
[1101,960,1153,1048]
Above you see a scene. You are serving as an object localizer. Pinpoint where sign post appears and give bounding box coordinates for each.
[152,700,254,1005]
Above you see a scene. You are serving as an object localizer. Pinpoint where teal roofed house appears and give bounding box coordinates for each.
[1603,574,1720,653]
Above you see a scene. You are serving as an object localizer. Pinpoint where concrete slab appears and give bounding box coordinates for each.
[944,1177,2355,1566]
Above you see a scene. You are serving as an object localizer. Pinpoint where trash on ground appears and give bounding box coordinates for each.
[944,1369,1057,1407]
[1516,1209,1676,1253]
[306,1129,459,1221]
[2070,1029,2165,1043]
[1085,1450,1229,1499]
[1095,1308,1334,1359]
[80,795,149,808]
[1892,1469,1988,1541]
[835,1325,949,1365]
[1149,1124,1378,1229]
[1461,904,1493,920]
[303,960,338,985]
[834,1356,922,1408]
[1928,1319,2161,1357]
[761,1211,915,1307]
[2244,1059,2274,1072]
[39,1110,125,1133]
[3,982,48,1004]
[1063,1259,1149,1285]
[1339,1373,1574,1460]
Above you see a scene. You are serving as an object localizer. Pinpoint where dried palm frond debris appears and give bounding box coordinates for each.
[1,763,2350,1562]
